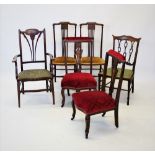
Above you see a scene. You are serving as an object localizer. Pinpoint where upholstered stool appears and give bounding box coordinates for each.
[61,72,97,107]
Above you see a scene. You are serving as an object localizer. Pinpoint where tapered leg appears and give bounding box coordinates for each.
[127,80,130,106]
[17,81,21,108]
[50,79,55,105]
[71,100,76,120]
[67,89,70,96]
[85,115,90,139]
[61,88,65,107]
[114,109,119,128]
[132,78,134,93]
[98,74,101,91]
[22,81,24,94]
[46,80,48,92]
[54,65,56,82]
[102,112,106,117]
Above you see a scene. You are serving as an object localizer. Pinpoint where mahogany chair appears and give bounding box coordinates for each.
[12,28,55,107]
[80,22,105,76]
[61,48,97,107]
[71,50,126,139]
[98,35,141,105]
[52,22,77,82]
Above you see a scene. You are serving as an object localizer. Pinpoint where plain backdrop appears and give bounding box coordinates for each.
[0,4,155,79]
[0,4,155,151]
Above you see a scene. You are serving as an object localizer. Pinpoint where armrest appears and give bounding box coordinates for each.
[46,53,53,60]
[12,54,20,63]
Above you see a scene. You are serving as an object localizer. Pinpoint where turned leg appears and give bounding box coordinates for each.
[67,89,70,96]
[71,100,76,120]
[98,74,101,91]
[85,115,90,139]
[46,80,48,92]
[61,88,65,107]
[114,109,119,128]
[54,65,56,82]
[17,81,21,108]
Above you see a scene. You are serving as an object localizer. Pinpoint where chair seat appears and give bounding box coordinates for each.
[61,72,97,89]
[99,68,133,80]
[52,56,76,65]
[72,91,116,115]
[81,56,105,65]
[18,69,52,81]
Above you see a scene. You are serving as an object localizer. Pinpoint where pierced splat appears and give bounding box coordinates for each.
[113,35,140,65]
[20,29,42,61]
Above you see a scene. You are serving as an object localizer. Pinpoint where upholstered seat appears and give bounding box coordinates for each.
[52,56,76,65]
[81,56,105,65]
[72,91,116,115]
[61,72,97,89]
[99,68,133,80]
[18,69,52,81]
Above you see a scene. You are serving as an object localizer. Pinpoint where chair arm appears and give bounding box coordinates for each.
[12,54,20,79]
[12,54,20,63]
[46,53,54,74]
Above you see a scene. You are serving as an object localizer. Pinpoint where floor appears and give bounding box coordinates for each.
[0,74,155,151]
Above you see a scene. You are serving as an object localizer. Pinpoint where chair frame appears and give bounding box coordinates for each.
[98,35,141,105]
[71,51,126,138]
[80,22,104,76]
[12,28,55,107]
[52,21,77,82]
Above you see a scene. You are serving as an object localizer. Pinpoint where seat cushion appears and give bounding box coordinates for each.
[72,91,116,115]
[18,69,52,81]
[99,68,133,80]
[61,72,97,89]
[81,56,105,65]
[52,56,76,65]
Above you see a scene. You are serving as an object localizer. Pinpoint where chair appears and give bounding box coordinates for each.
[71,50,126,139]
[80,22,105,76]
[52,22,77,82]
[98,35,141,105]
[61,48,97,107]
[12,28,55,107]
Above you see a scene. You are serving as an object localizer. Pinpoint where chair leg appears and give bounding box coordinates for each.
[114,109,119,128]
[98,74,101,91]
[46,80,48,92]
[50,80,55,105]
[132,78,134,93]
[127,80,131,106]
[54,65,56,82]
[102,112,106,117]
[85,115,90,139]
[71,100,76,120]
[61,88,65,107]
[67,89,70,96]
[17,81,21,108]
[22,82,24,94]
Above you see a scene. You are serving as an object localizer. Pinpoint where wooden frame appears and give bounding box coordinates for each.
[98,35,141,105]
[12,28,55,107]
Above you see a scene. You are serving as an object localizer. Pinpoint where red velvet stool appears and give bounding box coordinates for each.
[61,72,97,107]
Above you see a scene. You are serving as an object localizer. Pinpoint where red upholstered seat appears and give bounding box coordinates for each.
[61,72,97,89]
[107,49,126,61]
[72,91,116,115]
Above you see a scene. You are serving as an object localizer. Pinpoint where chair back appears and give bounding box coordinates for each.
[19,28,47,71]
[113,35,141,73]
[102,50,126,104]
[53,21,77,57]
[80,22,104,57]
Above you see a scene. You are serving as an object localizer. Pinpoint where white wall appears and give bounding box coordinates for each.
[0,4,155,80]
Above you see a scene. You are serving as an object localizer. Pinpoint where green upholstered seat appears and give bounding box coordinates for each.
[81,56,105,65]
[18,69,52,81]
[100,68,133,80]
